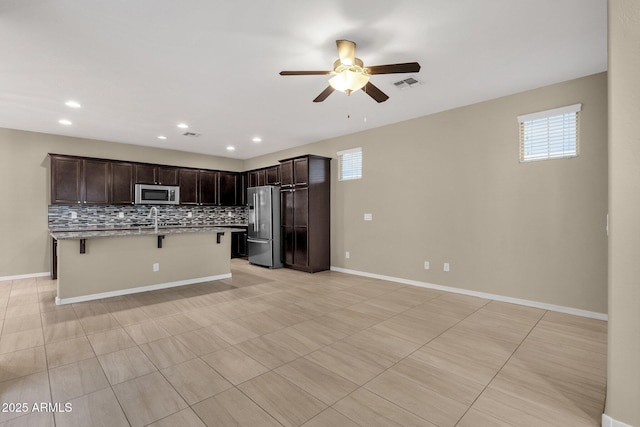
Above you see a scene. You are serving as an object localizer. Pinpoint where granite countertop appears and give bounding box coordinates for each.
[50,225,247,240]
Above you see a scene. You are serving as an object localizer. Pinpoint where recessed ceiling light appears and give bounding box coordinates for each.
[65,100,81,108]
[58,119,72,125]
[226,146,235,151]
[252,137,262,143]
[177,123,189,129]
[157,135,167,140]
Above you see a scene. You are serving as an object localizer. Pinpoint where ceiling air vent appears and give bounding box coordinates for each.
[182,132,200,137]
[393,76,422,90]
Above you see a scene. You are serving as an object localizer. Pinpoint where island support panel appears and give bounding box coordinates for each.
[56,232,231,304]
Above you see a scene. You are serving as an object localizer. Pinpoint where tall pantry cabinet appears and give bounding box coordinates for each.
[279,155,331,272]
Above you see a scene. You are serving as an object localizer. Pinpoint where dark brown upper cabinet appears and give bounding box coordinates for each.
[50,154,255,207]
[280,157,308,188]
[178,168,199,205]
[50,155,109,205]
[218,172,238,206]
[157,167,179,185]
[265,165,280,185]
[293,157,308,186]
[199,170,218,205]
[178,168,219,206]
[248,165,280,188]
[248,169,265,188]
[83,159,110,204]
[236,173,247,206]
[279,161,293,187]
[110,162,135,205]
[134,164,178,185]
[51,156,82,204]
[134,164,156,184]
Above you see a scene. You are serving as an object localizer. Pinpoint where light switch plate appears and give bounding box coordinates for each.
[364,213,373,221]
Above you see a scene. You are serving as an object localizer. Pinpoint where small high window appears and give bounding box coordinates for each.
[518,104,581,162]
[337,147,362,181]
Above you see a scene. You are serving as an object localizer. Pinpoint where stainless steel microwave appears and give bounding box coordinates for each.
[134,184,180,205]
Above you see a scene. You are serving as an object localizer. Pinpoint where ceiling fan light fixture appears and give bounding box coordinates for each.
[280,39,419,103]
[329,63,370,94]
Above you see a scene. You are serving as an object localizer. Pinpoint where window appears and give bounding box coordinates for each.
[518,104,581,162]
[337,147,362,181]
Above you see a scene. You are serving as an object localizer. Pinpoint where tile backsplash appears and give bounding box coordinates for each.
[48,204,247,230]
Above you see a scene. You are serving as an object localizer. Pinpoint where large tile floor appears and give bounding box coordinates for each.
[0,259,606,426]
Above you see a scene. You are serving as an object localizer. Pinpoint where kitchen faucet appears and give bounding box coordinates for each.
[147,206,158,233]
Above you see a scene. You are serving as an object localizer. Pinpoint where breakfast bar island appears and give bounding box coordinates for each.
[50,226,242,305]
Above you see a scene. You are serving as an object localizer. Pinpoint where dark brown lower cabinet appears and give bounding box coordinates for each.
[293,227,308,268]
[282,226,293,265]
[231,230,248,258]
[281,226,309,268]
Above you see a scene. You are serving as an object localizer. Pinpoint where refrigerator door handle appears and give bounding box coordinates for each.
[253,193,258,233]
[247,238,269,244]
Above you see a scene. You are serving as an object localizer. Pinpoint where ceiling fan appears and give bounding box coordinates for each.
[280,40,421,103]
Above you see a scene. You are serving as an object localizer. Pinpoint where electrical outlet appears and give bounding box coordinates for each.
[70,212,77,219]
[424,261,430,270]
[444,262,450,272]
[364,213,373,221]
[345,251,350,259]
[118,212,124,218]
[153,263,159,272]
[187,212,193,218]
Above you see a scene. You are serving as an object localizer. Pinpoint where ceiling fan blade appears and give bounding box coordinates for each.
[363,82,389,103]
[336,40,356,66]
[313,86,335,103]
[280,70,332,76]
[367,62,421,75]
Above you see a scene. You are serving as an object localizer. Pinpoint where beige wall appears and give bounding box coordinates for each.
[0,128,242,277]
[247,73,608,314]
[606,1,640,425]
[1,73,608,315]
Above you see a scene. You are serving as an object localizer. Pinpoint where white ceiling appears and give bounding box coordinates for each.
[0,0,607,160]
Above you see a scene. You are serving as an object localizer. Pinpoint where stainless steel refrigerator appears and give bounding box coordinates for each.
[247,186,283,268]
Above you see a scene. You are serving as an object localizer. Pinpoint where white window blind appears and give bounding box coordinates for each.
[518,104,581,162]
[337,147,362,181]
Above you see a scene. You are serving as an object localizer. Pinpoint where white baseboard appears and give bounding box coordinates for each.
[55,273,232,305]
[602,413,635,427]
[330,266,608,321]
[0,272,51,282]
